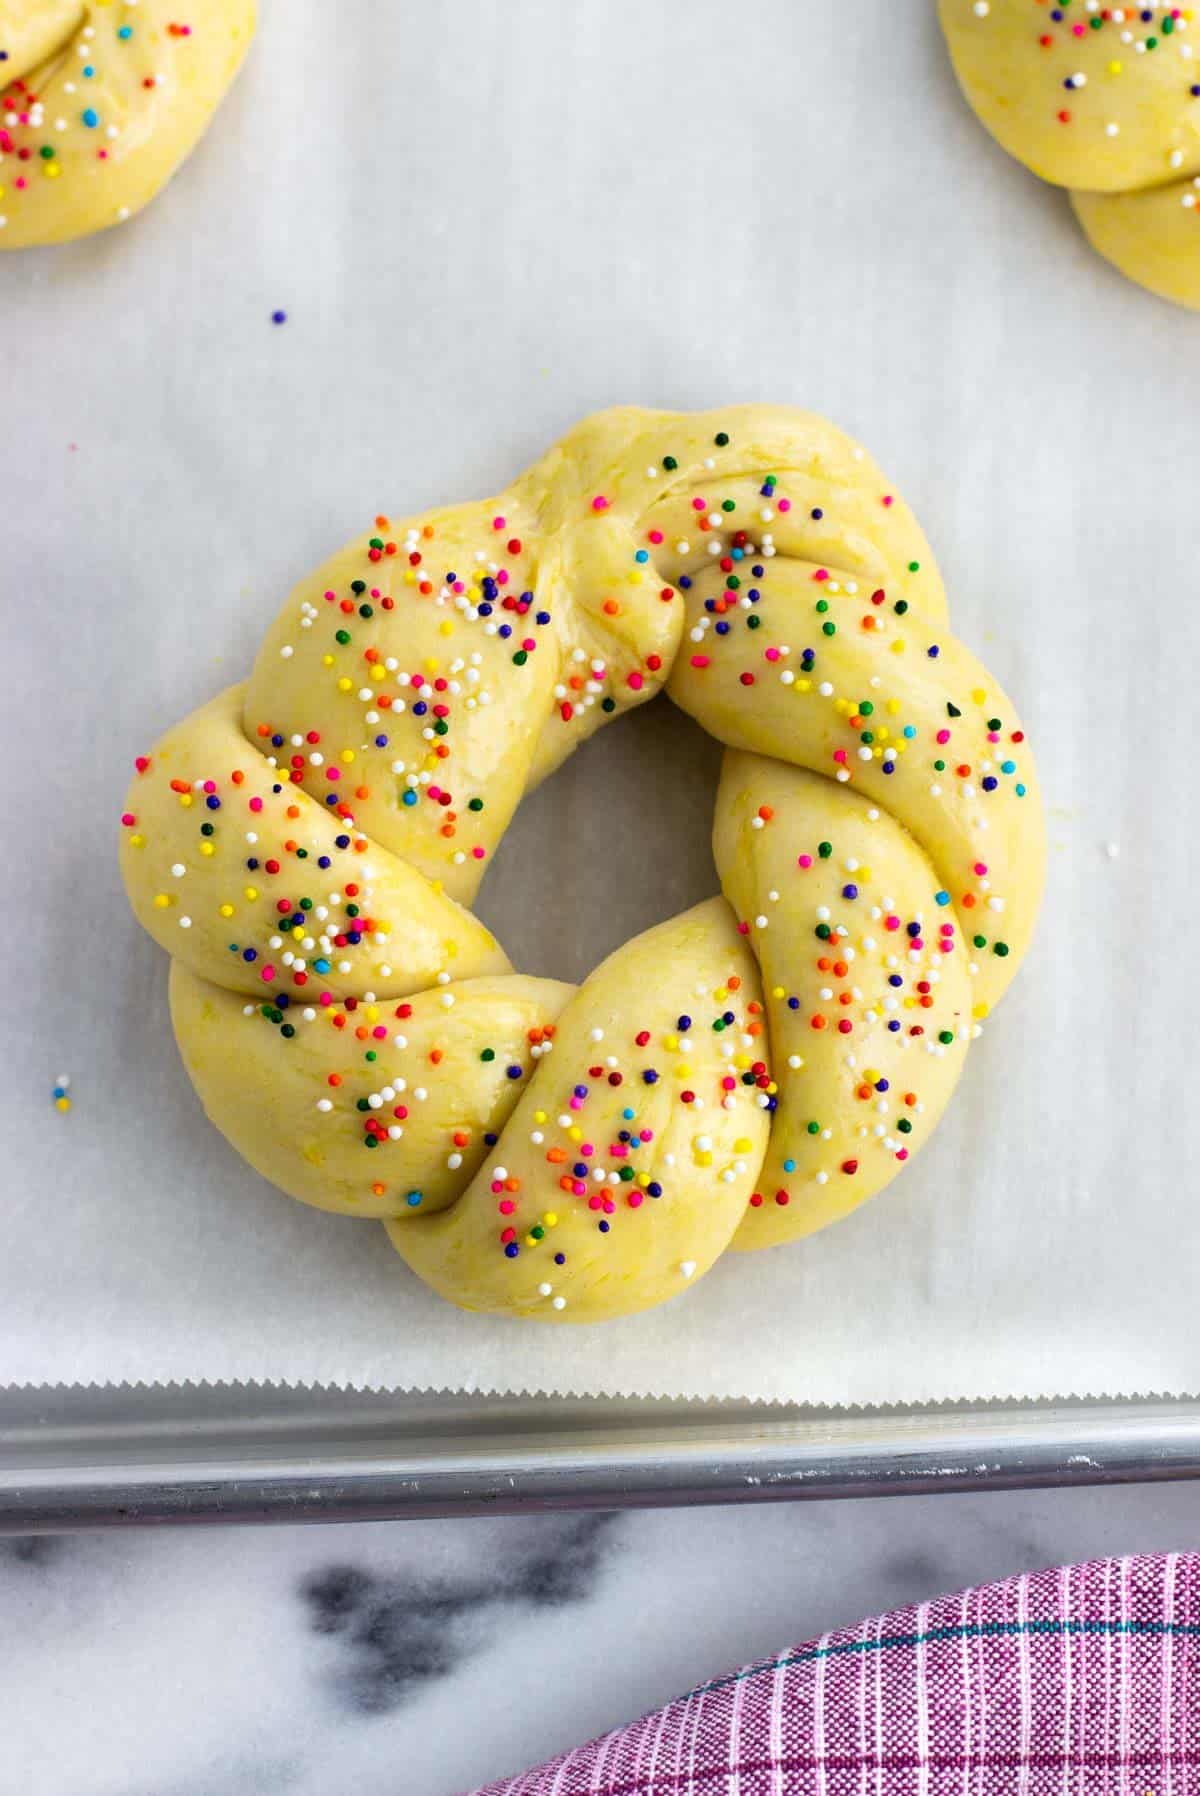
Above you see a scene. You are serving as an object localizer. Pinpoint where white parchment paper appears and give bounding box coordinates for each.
[2,1,1197,1401]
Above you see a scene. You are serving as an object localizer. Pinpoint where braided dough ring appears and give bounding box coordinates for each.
[120,406,1044,1323]
[939,0,1200,310]
[0,1,254,247]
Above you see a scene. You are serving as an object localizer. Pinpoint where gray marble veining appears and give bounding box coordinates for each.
[4,1484,1200,1796]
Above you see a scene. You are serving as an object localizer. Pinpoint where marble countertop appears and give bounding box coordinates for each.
[3,1482,1198,1795]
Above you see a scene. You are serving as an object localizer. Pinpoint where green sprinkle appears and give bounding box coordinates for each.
[815,599,829,614]
[859,701,874,716]
[898,1117,912,1134]
[663,455,678,471]
[822,621,836,637]
[356,1098,369,1112]
[746,614,761,630]
[369,537,384,550]
[934,759,946,772]
[908,561,920,573]
[351,580,366,594]
[818,841,832,858]
[947,702,961,718]
[938,1030,954,1045]
[601,696,616,713]
[894,599,908,616]
[365,1049,376,1062]
[806,1120,820,1135]
[468,797,484,812]
[815,922,832,940]
[512,649,528,666]
[714,432,730,447]
[721,498,736,512]
[993,941,1010,958]
[480,1048,495,1062]
[973,933,987,949]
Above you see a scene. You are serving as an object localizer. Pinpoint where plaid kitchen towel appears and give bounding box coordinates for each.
[468,1553,1200,1794]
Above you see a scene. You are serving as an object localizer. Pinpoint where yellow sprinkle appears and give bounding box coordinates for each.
[403,569,417,585]
[55,1096,71,1112]
[675,1062,693,1078]
[524,1234,537,1247]
[291,924,304,939]
[178,792,193,808]
[337,677,352,692]
[864,1068,880,1083]
[733,1053,751,1070]
[244,885,259,900]
[835,697,852,716]
[424,657,440,673]
[219,903,235,918]
[694,1151,713,1167]
[771,985,786,999]
[734,1137,752,1153]
[439,620,454,636]
[366,1005,380,1022]
[129,833,144,848]
[796,678,812,694]
[431,879,444,894]
[664,1032,680,1051]
[376,922,390,938]
[765,1081,778,1095]
[543,1211,558,1226]
[153,893,171,909]
[973,1001,990,1021]
[887,698,901,714]
[971,688,987,706]
[857,865,872,881]
[44,163,60,180]
[199,841,215,857]
[322,654,335,667]
[341,748,355,764]
[1108,58,1123,74]
[567,1125,582,1142]
[627,569,643,585]
[534,1110,548,1124]
[891,639,906,655]
[637,1173,651,1187]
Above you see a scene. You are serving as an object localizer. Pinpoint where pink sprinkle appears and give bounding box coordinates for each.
[939,923,954,936]
[603,1198,615,1215]
[325,767,340,781]
[764,647,781,662]
[939,940,954,954]
[627,671,644,691]
[569,1095,583,1110]
[498,1198,515,1214]
[490,1179,504,1195]
[319,992,334,1007]
[261,966,276,983]
[324,590,336,602]
[881,495,894,507]
[896,1147,909,1161]
[812,568,830,583]
[833,748,848,765]
[496,569,509,585]
[885,915,901,931]
[135,756,151,773]
[973,861,988,876]
[737,920,750,935]
[936,729,951,745]
[692,497,706,511]
[911,937,924,951]
[522,637,535,652]
[203,780,216,794]
[581,1143,594,1157]
[592,496,609,512]
[372,1026,387,1040]
[721,1076,736,1092]
[588,1194,603,1211]
[648,530,664,544]
[797,854,812,869]
[249,797,263,813]
[777,498,791,513]
[492,516,505,530]
[121,812,136,827]
[471,846,486,860]
[690,654,710,669]
[627,1191,643,1208]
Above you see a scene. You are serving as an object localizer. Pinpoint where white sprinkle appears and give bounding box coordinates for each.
[680,1261,697,1280]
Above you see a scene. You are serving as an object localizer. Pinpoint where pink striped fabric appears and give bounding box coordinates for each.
[467,1553,1200,1795]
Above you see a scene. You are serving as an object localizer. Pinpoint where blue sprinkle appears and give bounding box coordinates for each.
[1016,783,1027,797]
[242,948,258,962]
[505,1064,523,1080]
[783,1158,796,1174]
[82,106,99,127]
[598,1220,610,1233]
[271,310,287,325]
[982,776,998,792]
[374,734,388,747]
[401,790,418,806]
[554,1252,566,1265]
[842,883,858,900]
[205,795,220,810]
[406,1191,423,1207]
[313,958,331,974]
[1001,759,1016,775]
[934,891,951,906]
[634,549,649,563]
[504,1242,519,1258]
[117,25,132,38]
[888,1020,901,1032]
[903,725,917,739]
[642,1069,659,1085]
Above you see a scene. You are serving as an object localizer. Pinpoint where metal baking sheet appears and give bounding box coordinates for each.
[3,1390,1200,1532]
[5,0,1200,1420]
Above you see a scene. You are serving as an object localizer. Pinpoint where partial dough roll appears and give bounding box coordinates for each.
[940,0,1200,310]
[0,0,255,247]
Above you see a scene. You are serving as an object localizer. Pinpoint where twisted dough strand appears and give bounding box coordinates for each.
[940,0,1200,311]
[120,406,1044,1322]
[0,0,254,247]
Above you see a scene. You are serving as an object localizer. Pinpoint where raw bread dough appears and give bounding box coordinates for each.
[940,0,1200,310]
[120,406,1044,1322]
[0,0,254,248]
